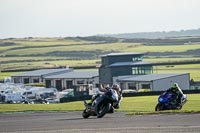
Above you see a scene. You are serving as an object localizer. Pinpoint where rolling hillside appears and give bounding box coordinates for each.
[0,36,200,69]
[0,36,200,81]
[101,28,200,39]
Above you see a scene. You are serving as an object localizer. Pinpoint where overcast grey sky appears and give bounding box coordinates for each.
[1,0,200,39]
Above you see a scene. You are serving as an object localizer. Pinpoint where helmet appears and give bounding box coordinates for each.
[112,84,119,89]
[171,83,179,92]
[112,84,120,91]
[172,83,179,88]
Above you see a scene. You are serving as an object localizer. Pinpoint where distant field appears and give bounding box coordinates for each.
[1,40,200,56]
[0,37,200,81]
[153,64,200,81]
[124,43,200,53]
[144,57,200,63]
[1,38,200,57]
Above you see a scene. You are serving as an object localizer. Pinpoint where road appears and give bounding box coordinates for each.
[0,111,200,133]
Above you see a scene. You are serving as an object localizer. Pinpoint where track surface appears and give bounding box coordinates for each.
[0,112,200,133]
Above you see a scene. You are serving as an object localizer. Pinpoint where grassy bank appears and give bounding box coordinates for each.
[0,94,199,114]
[119,94,200,115]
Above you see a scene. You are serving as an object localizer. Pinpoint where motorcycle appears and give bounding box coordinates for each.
[82,88,120,118]
[155,91,187,111]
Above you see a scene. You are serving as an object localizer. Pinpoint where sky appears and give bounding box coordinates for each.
[1,0,200,39]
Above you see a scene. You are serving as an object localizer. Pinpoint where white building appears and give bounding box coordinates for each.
[44,70,99,91]
[12,68,72,84]
[115,73,190,91]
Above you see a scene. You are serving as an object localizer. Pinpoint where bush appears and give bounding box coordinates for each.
[25,83,45,87]
[138,89,150,92]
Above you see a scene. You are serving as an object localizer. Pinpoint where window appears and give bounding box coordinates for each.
[45,80,51,88]
[77,85,87,91]
[23,92,32,95]
[14,78,20,83]
[33,79,39,83]
[24,78,29,84]
[128,83,136,90]
[77,80,84,84]
[56,80,62,91]
[27,92,32,95]
[132,67,138,75]
[66,80,73,89]
[132,66,152,75]
[142,84,150,89]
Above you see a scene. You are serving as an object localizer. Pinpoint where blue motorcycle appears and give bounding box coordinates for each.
[155,92,187,111]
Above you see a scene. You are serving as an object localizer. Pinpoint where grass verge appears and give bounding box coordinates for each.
[0,94,199,115]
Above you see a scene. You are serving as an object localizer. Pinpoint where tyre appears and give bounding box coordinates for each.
[95,101,110,118]
[82,109,90,119]
[176,105,182,110]
[155,104,162,111]
[108,107,114,113]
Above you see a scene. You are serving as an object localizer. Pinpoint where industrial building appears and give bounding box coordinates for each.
[11,68,72,84]
[99,52,153,85]
[115,73,190,91]
[11,52,191,92]
[44,70,99,91]
[11,69,99,91]
[99,52,190,91]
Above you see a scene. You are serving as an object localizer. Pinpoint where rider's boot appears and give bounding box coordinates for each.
[84,100,88,106]
[108,107,115,113]
[84,100,92,108]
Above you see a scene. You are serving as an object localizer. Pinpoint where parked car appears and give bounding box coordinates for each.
[45,98,59,103]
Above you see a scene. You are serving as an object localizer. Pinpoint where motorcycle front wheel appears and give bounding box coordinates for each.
[82,109,90,119]
[95,102,110,118]
[155,103,162,111]
[176,105,182,110]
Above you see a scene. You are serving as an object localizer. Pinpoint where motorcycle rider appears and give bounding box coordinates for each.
[84,83,122,109]
[110,83,122,109]
[165,83,185,106]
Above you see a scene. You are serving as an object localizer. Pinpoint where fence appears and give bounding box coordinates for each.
[60,90,200,103]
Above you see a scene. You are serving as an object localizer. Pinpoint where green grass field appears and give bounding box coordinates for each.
[0,37,200,81]
[124,43,200,53]
[119,94,200,114]
[153,64,200,81]
[0,94,199,114]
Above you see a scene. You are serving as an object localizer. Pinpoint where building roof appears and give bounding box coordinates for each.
[101,52,145,57]
[13,68,70,77]
[117,73,189,82]
[109,61,152,67]
[45,70,99,79]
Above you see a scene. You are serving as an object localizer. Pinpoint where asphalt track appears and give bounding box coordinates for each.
[0,111,200,133]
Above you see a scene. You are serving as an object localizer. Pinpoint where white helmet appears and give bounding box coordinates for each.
[112,84,119,89]
[112,83,121,92]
